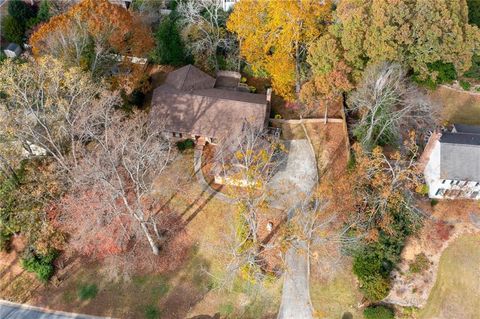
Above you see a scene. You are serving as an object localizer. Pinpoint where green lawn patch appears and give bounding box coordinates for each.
[77,283,98,300]
[144,304,162,319]
[364,305,394,319]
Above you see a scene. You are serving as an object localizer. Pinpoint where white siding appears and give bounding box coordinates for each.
[424,141,480,199]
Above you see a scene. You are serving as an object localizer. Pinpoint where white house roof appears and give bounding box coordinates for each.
[440,125,480,181]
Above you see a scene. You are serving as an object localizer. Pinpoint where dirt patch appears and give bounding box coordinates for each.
[305,122,349,178]
[0,236,40,303]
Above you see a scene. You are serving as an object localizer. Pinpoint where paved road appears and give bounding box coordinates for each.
[272,140,318,319]
[0,300,111,319]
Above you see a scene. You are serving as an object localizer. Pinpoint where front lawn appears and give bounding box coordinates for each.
[310,259,364,319]
[0,151,282,319]
[419,234,480,319]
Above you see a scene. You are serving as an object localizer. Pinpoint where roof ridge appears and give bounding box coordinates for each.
[180,64,192,91]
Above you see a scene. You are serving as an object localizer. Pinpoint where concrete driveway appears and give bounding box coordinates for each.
[277,240,314,319]
[270,139,318,319]
[268,140,317,210]
[0,300,111,319]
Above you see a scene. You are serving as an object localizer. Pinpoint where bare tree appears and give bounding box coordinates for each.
[212,123,287,283]
[177,0,235,71]
[349,62,434,150]
[0,57,108,174]
[69,105,174,256]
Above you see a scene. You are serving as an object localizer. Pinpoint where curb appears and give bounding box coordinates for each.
[0,299,114,319]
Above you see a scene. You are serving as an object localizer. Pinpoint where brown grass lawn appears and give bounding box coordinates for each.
[429,86,480,125]
[419,234,480,319]
[310,251,364,319]
[0,150,282,319]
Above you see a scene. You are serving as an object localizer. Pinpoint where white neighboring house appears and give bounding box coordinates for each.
[109,0,132,9]
[421,124,480,199]
[3,43,22,58]
[222,0,239,11]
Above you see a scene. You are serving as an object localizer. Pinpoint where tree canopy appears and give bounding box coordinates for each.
[227,0,333,101]
[152,13,190,66]
[305,0,480,98]
[30,0,154,75]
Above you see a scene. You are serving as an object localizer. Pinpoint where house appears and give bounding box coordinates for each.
[222,0,239,11]
[421,124,480,199]
[109,0,132,9]
[3,43,22,58]
[150,65,270,145]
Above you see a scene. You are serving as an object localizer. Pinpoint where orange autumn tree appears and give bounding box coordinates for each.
[227,0,333,101]
[30,0,153,76]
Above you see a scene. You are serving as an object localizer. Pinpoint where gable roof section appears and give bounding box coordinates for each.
[453,124,480,135]
[440,132,480,146]
[165,65,216,91]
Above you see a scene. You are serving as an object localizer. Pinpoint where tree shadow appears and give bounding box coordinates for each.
[182,179,221,226]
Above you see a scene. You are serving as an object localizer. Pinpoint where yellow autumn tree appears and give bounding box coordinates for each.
[30,0,153,76]
[227,0,333,101]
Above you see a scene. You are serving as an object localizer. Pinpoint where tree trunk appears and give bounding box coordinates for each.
[140,222,160,255]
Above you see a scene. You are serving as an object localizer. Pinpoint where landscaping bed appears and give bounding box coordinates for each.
[385,199,480,311]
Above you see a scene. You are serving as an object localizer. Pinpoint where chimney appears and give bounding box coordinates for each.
[266,88,272,104]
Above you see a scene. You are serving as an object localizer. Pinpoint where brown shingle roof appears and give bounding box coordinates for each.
[150,65,268,140]
[165,65,216,91]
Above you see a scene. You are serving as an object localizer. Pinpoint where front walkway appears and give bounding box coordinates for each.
[193,146,235,204]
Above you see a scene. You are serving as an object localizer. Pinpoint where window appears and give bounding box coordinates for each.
[476,182,480,187]
[442,179,446,184]
[435,188,445,196]
[451,189,461,197]
[471,191,479,199]
[450,180,455,185]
